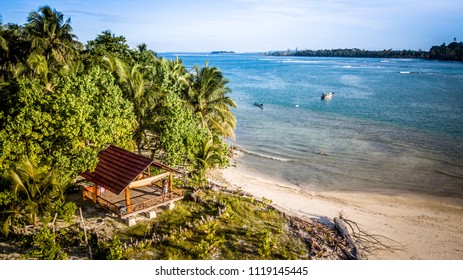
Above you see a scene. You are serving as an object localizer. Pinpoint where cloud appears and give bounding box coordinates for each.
[4,0,460,52]
[63,9,139,24]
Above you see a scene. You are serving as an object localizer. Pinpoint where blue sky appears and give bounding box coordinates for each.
[1,0,462,52]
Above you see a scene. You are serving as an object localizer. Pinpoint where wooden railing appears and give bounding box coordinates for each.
[83,187,122,215]
[83,187,184,217]
[129,189,183,213]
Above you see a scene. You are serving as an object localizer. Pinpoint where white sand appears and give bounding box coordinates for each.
[211,160,463,260]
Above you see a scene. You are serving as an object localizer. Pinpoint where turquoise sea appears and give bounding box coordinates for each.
[164,53,463,203]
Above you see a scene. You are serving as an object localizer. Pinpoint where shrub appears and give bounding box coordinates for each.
[94,236,125,260]
[194,239,211,259]
[55,201,77,223]
[26,226,67,260]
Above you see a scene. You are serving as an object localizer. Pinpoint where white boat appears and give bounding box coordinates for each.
[321,92,334,100]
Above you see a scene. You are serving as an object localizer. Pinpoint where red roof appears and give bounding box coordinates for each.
[81,145,180,195]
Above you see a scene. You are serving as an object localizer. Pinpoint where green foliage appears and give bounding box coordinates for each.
[0,190,14,207]
[56,226,84,247]
[4,158,64,232]
[429,40,463,61]
[2,7,236,249]
[55,201,77,223]
[85,30,132,65]
[268,40,463,62]
[186,63,237,138]
[26,225,67,260]
[0,66,135,180]
[269,48,429,59]
[194,239,211,259]
[26,5,80,65]
[104,57,159,154]
[191,135,229,185]
[95,236,125,260]
[119,189,310,260]
[257,229,276,258]
[155,92,206,166]
[1,5,236,191]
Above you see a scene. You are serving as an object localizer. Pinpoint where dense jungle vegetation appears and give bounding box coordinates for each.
[0,5,235,244]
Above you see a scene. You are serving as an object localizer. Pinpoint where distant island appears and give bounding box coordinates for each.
[211,51,236,54]
[266,40,463,61]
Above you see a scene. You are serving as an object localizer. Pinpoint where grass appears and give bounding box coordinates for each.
[0,186,349,260]
[116,188,335,260]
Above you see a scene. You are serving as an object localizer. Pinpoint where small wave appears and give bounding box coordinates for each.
[395,58,414,62]
[279,60,324,64]
[400,71,411,74]
[241,149,292,162]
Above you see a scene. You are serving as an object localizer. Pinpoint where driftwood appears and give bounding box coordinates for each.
[334,217,362,260]
[340,217,402,255]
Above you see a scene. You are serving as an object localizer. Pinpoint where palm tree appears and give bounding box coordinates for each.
[0,23,31,78]
[59,59,85,78]
[0,18,8,85]
[0,17,8,57]
[192,135,225,183]
[105,56,158,154]
[186,63,237,138]
[155,57,190,93]
[0,17,11,82]
[26,6,79,65]
[3,158,63,235]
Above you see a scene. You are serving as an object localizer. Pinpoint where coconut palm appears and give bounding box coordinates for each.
[0,23,31,78]
[155,57,190,93]
[3,158,63,234]
[59,59,85,78]
[192,135,225,183]
[0,18,8,84]
[0,17,8,56]
[186,63,236,138]
[26,5,79,65]
[105,56,158,154]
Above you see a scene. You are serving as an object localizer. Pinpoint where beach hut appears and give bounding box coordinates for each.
[80,145,183,225]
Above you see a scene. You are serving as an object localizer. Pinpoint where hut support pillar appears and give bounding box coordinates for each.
[92,186,98,203]
[125,188,132,213]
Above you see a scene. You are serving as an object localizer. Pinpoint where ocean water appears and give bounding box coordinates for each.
[163,53,463,202]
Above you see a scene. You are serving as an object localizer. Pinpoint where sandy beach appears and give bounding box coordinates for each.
[210,155,463,260]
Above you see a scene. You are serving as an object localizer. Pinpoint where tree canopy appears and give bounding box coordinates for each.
[0,5,236,234]
[429,41,463,61]
[0,66,136,181]
[267,40,463,61]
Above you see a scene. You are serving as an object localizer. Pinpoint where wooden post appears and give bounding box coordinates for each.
[169,172,173,197]
[51,213,58,234]
[79,207,92,260]
[92,186,97,203]
[125,187,132,213]
[96,186,101,203]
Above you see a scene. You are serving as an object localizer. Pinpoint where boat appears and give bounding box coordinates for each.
[321,92,334,100]
[254,101,264,108]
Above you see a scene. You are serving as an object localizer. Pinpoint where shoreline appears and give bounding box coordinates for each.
[210,158,463,260]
